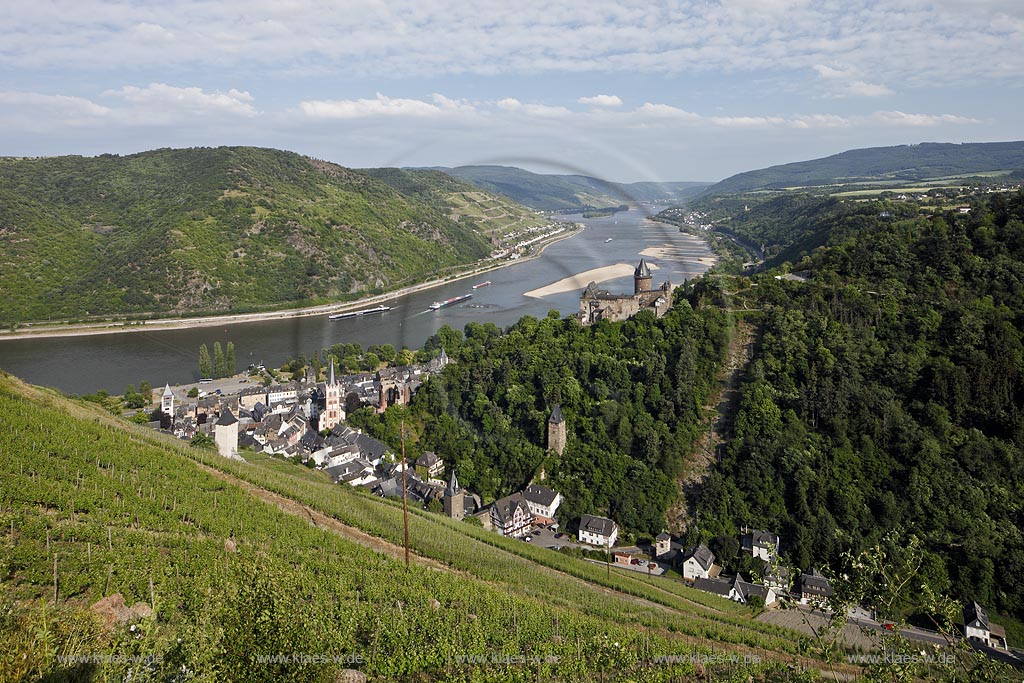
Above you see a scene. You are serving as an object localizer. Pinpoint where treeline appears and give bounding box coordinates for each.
[353,288,731,535]
[698,191,1024,619]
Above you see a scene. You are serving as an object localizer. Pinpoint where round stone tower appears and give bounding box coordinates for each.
[634,259,652,294]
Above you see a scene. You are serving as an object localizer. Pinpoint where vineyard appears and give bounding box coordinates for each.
[1,371,838,682]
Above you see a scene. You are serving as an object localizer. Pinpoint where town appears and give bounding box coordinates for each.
[142,339,1012,658]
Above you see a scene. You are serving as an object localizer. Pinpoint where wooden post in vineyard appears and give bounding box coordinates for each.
[401,419,410,569]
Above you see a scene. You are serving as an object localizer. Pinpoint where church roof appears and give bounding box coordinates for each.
[634,259,652,278]
[162,383,173,397]
[446,469,461,496]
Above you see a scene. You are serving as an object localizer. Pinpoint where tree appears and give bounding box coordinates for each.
[187,387,199,398]
[191,433,215,449]
[226,342,236,377]
[199,344,212,379]
[138,380,152,404]
[214,342,226,379]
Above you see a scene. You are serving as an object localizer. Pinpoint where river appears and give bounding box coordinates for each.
[0,207,713,394]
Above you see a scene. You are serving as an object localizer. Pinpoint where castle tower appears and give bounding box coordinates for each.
[161,383,174,417]
[547,404,566,455]
[321,359,345,432]
[443,470,464,521]
[214,408,239,459]
[634,259,652,294]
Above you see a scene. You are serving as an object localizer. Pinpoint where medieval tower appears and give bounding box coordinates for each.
[634,258,652,294]
[547,404,567,455]
[443,470,464,521]
[321,359,344,432]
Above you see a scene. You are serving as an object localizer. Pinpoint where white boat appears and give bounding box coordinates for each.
[605,238,613,243]
[429,294,473,310]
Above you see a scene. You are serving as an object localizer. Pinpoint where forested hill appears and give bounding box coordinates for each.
[699,190,1024,624]
[0,147,508,323]
[704,141,1024,195]
[429,164,710,211]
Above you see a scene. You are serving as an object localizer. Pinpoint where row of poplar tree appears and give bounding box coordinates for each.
[198,342,236,379]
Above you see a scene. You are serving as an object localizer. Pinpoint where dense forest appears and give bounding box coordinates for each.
[697,191,1024,620]
[351,288,731,535]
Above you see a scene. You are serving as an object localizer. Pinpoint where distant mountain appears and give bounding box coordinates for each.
[426,165,710,211]
[0,147,539,323]
[705,141,1024,195]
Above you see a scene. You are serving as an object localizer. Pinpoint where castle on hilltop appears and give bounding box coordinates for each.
[578,259,672,326]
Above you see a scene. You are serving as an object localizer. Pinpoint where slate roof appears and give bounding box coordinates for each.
[548,404,564,424]
[683,543,716,572]
[579,514,617,537]
[693,577,732,596]
[492,492,531,526]
[656,532,671,541]
[634,259,652,278]
[964,601,990,631]
[215,409,238,427]
[741,529,779,551]
[523,484,559,507]
[417,451,440,467]
[797,568,833,598]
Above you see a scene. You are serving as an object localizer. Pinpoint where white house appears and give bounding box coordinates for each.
[490,492,534,538]
[267,382,301,406]
[681,543,716,580]
[578,514,618,547]
[740,529,779,562]
[522,484,562,522]
[964,602,1009,649]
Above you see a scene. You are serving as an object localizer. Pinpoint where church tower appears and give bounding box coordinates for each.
[321,359,345,432]
[161,383,174,417]
[547,404,566,455]
[634,259,652,294]
[443,470,464,521]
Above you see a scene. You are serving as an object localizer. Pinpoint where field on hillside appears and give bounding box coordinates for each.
[0,372,843,682]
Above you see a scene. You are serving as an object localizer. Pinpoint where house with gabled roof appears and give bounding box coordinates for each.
[740,528,779,562]
[578,514,618,547]
[490,492,534,538]
[522,483,562,522]
[964,601,1009,650]
[795,568,833,608]
[681,543,717,581]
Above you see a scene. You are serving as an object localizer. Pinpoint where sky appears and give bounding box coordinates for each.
[1,0,1023,182]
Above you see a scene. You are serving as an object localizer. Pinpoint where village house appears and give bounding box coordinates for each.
[490,492,534,538]
[795,568,833,608]
[740,528,779,562]
[681,543,717,581]
[693,574,777,607]
[964,602,1009,650]
[522,483,562,524]
[577,514,619,547]
[415,451,444,481]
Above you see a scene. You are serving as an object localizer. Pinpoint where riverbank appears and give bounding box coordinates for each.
[0,224,584,341]
[524,261,661,298]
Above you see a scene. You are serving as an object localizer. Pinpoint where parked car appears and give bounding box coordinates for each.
[524,536,532,542]
[554,533,564,539]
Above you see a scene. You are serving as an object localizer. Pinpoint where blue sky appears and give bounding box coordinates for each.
[2,0,1022,182]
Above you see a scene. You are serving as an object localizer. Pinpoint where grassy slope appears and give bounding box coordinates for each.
[0,372,838,682]
[705,141,1024,195]
[0,147,495,323]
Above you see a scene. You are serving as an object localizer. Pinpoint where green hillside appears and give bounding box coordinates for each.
[430,165,708,211]
[705,141,1024,195]
[692,190,1024,631]
[0,147,504,324]
[0,371,836,682]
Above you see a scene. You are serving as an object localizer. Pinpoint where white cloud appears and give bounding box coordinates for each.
[299,93,459,119]
[104,84,258,118]
[496,98,572,118]
[3,1,1021,89]
[813,64,893,97]
[0,91,110,120]
[871,110,981,126]
[578,94,623,107]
